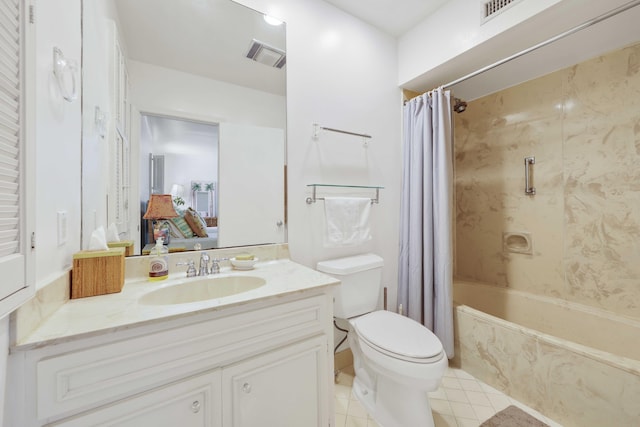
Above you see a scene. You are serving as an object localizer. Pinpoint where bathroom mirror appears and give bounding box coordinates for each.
[81,0,287,255]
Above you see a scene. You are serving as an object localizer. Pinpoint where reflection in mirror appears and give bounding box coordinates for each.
[81,0,287,256]
[140,115,219,252]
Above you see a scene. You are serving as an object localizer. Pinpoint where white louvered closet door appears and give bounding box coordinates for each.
[0,0,34,315]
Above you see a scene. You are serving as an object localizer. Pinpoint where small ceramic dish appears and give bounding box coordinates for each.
[230,257,258,270]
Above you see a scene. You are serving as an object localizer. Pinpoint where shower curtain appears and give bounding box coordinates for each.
[398,88,454,358]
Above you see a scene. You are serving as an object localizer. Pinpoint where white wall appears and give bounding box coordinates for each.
[35,0,82,287]
[238,0,402,311]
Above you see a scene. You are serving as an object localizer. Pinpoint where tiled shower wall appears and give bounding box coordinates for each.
[454,41,640,320]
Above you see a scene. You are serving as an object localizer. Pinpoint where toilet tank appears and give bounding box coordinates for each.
[317,253,384,319]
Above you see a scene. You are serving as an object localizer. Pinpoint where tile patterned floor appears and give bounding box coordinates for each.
[334,365,562,427]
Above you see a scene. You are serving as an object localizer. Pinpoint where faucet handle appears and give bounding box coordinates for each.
[209,257,229,274]
[176,260,197,277]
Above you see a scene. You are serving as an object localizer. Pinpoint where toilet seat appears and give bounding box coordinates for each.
[352,310,444,363]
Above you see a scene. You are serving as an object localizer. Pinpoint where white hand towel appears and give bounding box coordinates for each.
[324,197,372,247]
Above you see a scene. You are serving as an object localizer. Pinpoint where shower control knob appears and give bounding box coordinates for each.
[242,382,252,393]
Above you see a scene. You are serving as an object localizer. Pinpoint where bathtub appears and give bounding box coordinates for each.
[452,280,640,427]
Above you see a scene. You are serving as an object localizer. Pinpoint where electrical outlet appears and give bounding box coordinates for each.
[57,211,67,246]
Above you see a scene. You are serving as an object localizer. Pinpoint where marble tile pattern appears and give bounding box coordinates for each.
[454,280,640,361]
[334,364,561,427]
[454,42,640,319]
[13,244,339,350]
[453,303,640,427]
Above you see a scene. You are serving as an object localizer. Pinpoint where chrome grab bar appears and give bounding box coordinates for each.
[524,156,536,196]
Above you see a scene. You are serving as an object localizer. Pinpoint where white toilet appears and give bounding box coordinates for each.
[317,253,447,427]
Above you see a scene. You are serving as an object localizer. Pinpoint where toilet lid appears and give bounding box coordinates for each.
[353,311,443,360]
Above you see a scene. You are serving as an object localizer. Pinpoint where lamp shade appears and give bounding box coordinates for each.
[143,194,179,219]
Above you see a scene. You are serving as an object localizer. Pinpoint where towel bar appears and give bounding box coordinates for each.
[312,123,372,140]
[305,184,383,204]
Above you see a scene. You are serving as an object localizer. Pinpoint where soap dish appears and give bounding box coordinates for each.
[230,257,258,270]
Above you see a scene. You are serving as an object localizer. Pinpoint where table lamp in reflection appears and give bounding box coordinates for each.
[143,194,179,244]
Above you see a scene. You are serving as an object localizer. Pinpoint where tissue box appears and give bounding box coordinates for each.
[72,248,125,299]
[107,240,134,257]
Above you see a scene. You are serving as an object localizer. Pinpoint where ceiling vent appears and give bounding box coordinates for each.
[245,39,286,69]
[481,0,524,23]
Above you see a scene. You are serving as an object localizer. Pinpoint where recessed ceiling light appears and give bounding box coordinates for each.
[263,15,283,26]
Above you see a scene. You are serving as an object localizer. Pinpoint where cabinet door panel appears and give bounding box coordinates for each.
[223,336,328,427]
[49,370,221,427]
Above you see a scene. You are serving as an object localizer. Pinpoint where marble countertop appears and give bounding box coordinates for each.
[14,258,339,351]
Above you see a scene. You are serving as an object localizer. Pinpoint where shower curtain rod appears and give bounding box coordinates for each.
[437,0,640,91]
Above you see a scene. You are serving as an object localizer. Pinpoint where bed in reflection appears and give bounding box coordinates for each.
[167,225,218,251]
[142,201,219,254]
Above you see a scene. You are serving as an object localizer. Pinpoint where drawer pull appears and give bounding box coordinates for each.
[191,400,201,413]
[242,382,252,393]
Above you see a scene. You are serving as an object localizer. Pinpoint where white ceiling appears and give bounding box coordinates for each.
[113,0,286,96]
[322,0,449,36]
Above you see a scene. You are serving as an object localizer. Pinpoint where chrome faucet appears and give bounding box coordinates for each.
[198,252,211,276]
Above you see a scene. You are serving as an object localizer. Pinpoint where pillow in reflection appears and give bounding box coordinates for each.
[170,216,195,238]
[184,208,208,237]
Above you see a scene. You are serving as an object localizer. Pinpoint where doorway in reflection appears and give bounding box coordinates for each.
[140,114,219,253]
[138,113,286,255]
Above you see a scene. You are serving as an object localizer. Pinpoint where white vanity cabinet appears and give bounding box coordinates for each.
[223,336,328,426]
[49,370,222,427]
[8,290,334,427]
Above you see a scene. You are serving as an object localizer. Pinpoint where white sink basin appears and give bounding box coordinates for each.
[139,275,266,305]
